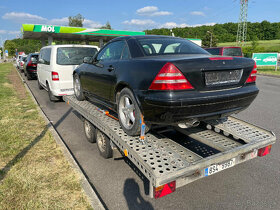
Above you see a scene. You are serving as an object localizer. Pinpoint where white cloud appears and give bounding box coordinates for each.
[159,22,216,29]
[0,29,20,35]
[136,6,172,17]
[83,19,102,28]
[190,22,216,27]
[190,11,206,16]
[123,19,156,26]
[160,22,189,29]
[48,17,68,25]
[2,12,102,28]
[2,12,47,23]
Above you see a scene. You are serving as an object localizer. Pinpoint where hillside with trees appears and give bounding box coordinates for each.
[4,20,280,57]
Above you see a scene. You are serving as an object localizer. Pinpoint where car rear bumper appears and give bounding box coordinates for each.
[136,85,259,124]
[27,69,37,78]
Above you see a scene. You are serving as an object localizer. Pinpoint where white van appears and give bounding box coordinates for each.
[37,45,99,101]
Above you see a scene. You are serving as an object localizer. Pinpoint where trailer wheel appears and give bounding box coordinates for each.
[84,119,96,143]
[96,129,112,159]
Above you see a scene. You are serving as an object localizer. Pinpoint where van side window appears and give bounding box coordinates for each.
[44,48,51,65]
[39,48,51,65]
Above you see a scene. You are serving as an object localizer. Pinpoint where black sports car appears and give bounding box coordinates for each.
[73,35,258,136]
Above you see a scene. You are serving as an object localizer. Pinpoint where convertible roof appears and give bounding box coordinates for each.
[21,24,145,42]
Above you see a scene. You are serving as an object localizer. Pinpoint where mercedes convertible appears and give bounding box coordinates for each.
[73,35,259,136]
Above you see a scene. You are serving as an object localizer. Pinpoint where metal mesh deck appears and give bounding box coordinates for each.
[64,95,276,186]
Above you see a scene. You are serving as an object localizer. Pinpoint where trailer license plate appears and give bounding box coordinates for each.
[204,158,235,177]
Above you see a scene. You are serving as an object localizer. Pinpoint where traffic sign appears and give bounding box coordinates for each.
[252,53,278,66]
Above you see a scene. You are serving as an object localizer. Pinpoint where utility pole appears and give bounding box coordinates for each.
[236,0,248,46]
[207,31,213,47]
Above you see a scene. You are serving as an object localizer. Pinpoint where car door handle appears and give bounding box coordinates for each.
[107,65,114,72]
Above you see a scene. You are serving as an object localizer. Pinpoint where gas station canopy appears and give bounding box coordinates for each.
[21,24,145,44]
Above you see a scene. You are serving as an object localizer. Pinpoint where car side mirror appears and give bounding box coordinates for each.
[83,56,93,64]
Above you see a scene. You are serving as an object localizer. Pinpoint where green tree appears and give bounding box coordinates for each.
[202,32,217,47]
[4,40,16,55]
[100,21,112,29]
[68,14,84,27]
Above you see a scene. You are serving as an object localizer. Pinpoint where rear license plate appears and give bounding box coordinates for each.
[204,158,235,177]
[205,70,243,86]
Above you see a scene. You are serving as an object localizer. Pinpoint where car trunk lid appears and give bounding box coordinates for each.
[172,56,255,91]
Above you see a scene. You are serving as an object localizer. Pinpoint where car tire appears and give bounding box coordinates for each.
[117,88,150,136]
[38,80,43,90]
[26,73,31,80]
[46,83,60,102]
[73,74,85,101]
[96,129,112,159]
[84,119,96,143]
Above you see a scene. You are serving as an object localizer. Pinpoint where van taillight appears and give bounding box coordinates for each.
[52,71,59,81]
[246,62,257,83]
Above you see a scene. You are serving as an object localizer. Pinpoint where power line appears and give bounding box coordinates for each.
[236,0,248,45]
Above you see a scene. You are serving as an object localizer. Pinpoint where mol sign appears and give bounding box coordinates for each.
[41,25,55,33]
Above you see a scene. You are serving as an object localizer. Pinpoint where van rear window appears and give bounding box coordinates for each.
[57,47,98,65]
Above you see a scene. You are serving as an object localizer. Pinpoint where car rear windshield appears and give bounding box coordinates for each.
[223,48,242,56]
[137,38,208,56]
[57,47,98,65]
[31,55,39,62]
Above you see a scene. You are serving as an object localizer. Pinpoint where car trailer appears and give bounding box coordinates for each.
[64,95,276,199]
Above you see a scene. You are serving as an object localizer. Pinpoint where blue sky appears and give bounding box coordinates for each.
[0,0,279,44]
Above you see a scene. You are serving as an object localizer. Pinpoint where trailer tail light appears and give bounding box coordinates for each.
[154,181,176,199]
[258,145,272,157]
[246,62,257,83]
[52,71,59,81]
[149,62,194,90]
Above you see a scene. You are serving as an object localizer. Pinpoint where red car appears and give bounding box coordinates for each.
[205,47,243,57]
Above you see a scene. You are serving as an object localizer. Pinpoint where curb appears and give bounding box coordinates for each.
[15,66,105,210]
[257,73,280,78]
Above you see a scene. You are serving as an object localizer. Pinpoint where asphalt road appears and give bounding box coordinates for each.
[22,72,279,210]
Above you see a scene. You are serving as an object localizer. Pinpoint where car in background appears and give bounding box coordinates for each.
[18,55,27,72]
[263,56,277,63]
[23,53,39,80]
[73,35,258,136]
[37,44,99,101]
[205,47,243,57]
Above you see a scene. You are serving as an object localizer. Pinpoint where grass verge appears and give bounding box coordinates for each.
[257,66,280,76]
[218,39,280,52]
[0,63,92,209]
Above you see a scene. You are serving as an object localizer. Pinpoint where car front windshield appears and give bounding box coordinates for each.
[57,47,98,65]
[137,38,209,56]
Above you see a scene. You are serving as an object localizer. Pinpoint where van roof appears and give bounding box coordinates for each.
[41,44,99,49]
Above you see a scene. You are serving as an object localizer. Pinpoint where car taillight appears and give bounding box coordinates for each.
[258,145,272,157]
[246,62,257,83]
[52,71,59,81]
[20,62,23,66]
[27,61,37,67]
[149,62,194,90]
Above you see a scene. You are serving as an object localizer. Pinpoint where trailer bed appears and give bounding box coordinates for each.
[64,95,276,198]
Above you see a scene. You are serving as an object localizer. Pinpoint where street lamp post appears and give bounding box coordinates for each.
[207,31,213,47]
